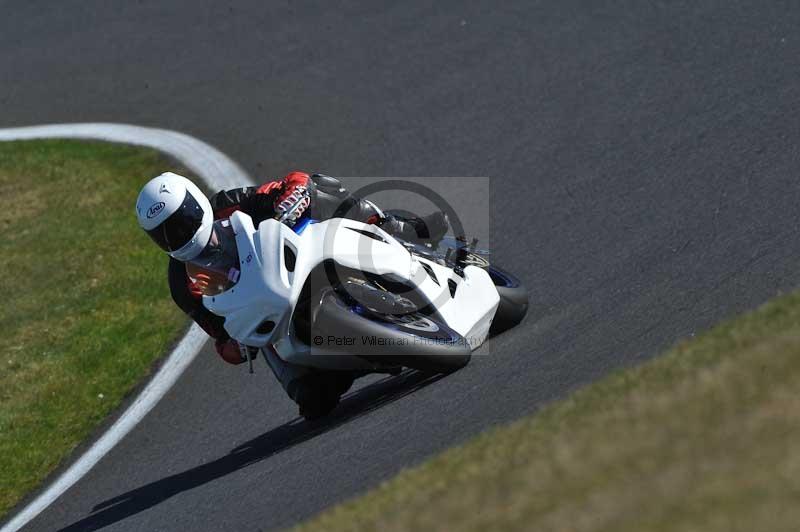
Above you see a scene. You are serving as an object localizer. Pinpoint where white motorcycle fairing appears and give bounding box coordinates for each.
[203,211,500,371]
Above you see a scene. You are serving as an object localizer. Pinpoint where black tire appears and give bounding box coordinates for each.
[312,291,472,374]
[289,371,354,420]
[487,266,529,336]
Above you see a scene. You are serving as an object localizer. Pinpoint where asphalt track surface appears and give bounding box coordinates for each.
[3,1,800,530]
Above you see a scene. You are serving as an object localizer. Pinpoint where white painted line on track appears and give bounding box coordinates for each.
[0,123,253,532]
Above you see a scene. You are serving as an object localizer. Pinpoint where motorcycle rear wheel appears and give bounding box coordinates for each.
[486,265,529,335]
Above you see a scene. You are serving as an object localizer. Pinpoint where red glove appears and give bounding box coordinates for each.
[278,171,310,194]
[214,338,259,365]
[255,171,309,200]
[274,171,311,223]
[254,172,311,225]
[188,273,211,298]
[215,337,246,365]
[255,180,282,195]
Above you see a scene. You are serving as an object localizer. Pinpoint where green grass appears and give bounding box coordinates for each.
[295,291,800,532]
[0,140,187,516]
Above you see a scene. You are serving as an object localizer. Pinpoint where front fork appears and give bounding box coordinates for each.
[239,340,314,402]
[258,343,315,399]
[238,342,256,374]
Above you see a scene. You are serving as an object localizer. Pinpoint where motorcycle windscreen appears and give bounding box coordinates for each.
[185,219,241,296]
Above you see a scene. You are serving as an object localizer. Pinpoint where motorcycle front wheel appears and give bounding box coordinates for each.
[311,290,472,374]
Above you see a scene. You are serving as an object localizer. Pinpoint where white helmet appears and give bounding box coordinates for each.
[136,172,214,261]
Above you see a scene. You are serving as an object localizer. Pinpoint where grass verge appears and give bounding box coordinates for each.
[0,140,187,516]
[295,291,800,531]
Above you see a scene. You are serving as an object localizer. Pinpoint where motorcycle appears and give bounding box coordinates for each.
[191,208,528,416]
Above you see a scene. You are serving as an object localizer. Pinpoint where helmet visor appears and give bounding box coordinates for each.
[145,191,205,252]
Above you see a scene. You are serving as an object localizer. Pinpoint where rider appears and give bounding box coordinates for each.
[136,171,448,417]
